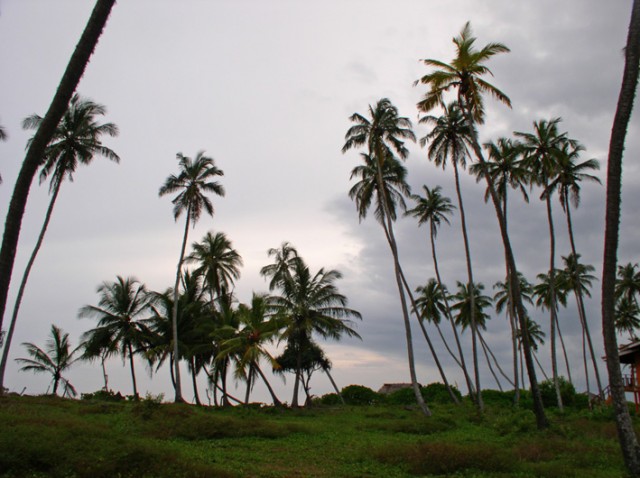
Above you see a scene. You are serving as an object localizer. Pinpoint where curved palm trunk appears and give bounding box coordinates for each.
[479,331,515,388]
[244,363,254,404]
[255,363,282,406]
[430,224,475,396]
[171,209,191,403]
[452,162,482,410]
[373,152,430,417]
[533,351,549,380]
[0,0,116,337]
[100,353,109,391]
[191,357,202,405]
[564,196,604,397]
[292,348,303,407]
[127,342,138,399]
[460,100,548,428]
[0,181,62,392]
[322,366,346,405]
[555,313,573,384]
[544,196,564,411]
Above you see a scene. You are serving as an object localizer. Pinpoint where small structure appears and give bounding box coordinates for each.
[377,383,420,395]
[617,340,640,411]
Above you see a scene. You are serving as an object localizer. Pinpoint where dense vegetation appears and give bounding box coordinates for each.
[0,389,631,478]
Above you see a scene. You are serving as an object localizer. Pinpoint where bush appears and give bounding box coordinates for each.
[318,393,343,405]
[481,389,517,406]
[539,377,576,408]
[423,382,462,404]
[341,385,380,405]
[81,389,126,402]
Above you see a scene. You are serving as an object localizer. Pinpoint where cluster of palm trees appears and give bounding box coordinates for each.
[16,239,360,406]
[340,22,637,427]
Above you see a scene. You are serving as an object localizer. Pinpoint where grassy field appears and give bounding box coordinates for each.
[0,392,632,478]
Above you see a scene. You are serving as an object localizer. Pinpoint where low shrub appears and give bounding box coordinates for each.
[423,382,462,404]
[317,392,343,405]
[341,385,380,405]
[539,377,576,408]
[81,389,126,402]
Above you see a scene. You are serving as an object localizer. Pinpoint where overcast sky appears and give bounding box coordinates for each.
[1,0,638,404]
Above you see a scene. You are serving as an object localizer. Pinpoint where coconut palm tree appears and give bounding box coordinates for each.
[0,94,119,395]
[602,3,640,473]
[616,297,640,341]
[216,293,283,406]
[0,0,117,340]
[15,324,80,397]
[419,101,485,404]
[515,117,572,410]
[415,22,547,426]
[187,231,243,307]
[267,251,361,407]
[260,242,301,292]
[616,263,640,307]
[159,151,224,402]
[560,253,603,397]
[343,98,434,416]
[79,276,153,399]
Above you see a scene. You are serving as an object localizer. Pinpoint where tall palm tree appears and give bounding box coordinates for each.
[15,324,80,397]
[267,251,361,407]
[343,98,433,416]
[217,293,283,406]
[415,22,547,426]
[187,231,243,306]
[159,151,224,402]
[0,94,119,394]
[419,102,484,405]
[515,117,572,410]
[79,276,153,399]
[602,2,640,472]
[0,0,117,341]
[560,253,603,397]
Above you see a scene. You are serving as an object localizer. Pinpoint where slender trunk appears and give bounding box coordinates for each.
[461,100,548,428]
[480,333,503,391]
[191,357,201,405]
[479,330,515,388]
[544,195,564,411]
[292,347,302,407]
[53,373,60,396]
[0,0,116,335]
[374,147,431,417]
[503,193,520,404]
[534,351,549,380]
[0,182,62,392]
[255,363,282,406]
[322,366,346,404]
[101,353,109,391]
[452,162,482,410]
[244,363,253,404]
[127,342,138,399]
[555,313,573,384]
[582,327,591,400]
[171,209,191,403]
[430,225,474,396]
[221,360,230,406]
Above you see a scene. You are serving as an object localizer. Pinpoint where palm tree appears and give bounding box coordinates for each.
[187,231,243,307]
[616,297,640,341]
[267,251,361,407]
[0,0,117,341]
[15,324,80,397]
[560,253,603,397]
[602,2,640,472]
[515,117,572,410]
[159,151,224,402]
[79,276,153,399]
[343,98,433,416]
[217,293,283,406]
[616,263,640,307]
[419,102,485,405]
[0,94,119,394]
[415,22,547,426]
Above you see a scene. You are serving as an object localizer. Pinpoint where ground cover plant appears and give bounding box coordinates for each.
[0,390,632,478]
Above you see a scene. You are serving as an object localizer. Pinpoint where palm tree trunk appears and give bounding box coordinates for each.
[244,363,253,404]
[292,348,303,407]
[0,181,62,392]
[503,193,520,404]
[479,334,503,391]
[0,0,116,337]
[171,209,191,403]
[460,100,548,428]
[430,225,475,396]
[544,196,564,411]
[127,342,138,399]
[374,148,431,417]
[479,331,515,388]
[533,351,549,380]
[191,357,202,406]
[452,162,482,410]
[322,366,346,404]
[555,313,573,384]
[582,327,591,400]
[255,363,282,406]
[100,353,109,391]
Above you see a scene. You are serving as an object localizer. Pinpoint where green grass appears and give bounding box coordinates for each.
[0,394,632,477]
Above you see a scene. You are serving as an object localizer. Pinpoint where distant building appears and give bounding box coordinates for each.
[378,383,421,395]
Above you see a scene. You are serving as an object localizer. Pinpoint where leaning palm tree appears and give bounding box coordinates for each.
[159,151,224,402]
[16,324,80,397]
[186,231,243,307]
[415,22,547,426]
[79,276,153,399]
[515,117,572,411]
[419,102,484,405]
[407,186,474,398]
[342,98,433,416]
[266,251,361,407]
[0,0,117,338]
[0,94,119,394]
